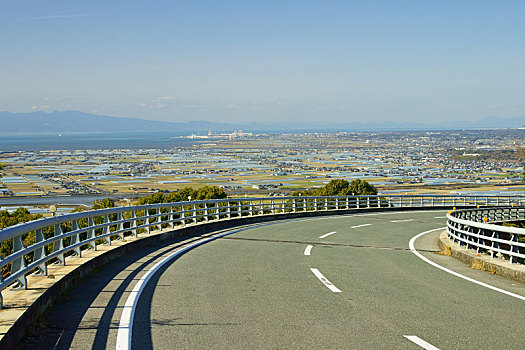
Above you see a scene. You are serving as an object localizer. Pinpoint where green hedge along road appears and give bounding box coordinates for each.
[21,210,525,349]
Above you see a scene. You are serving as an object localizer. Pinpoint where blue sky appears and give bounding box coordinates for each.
[2,1,525,124]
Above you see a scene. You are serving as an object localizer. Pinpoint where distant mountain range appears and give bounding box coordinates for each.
[0,110,523,134]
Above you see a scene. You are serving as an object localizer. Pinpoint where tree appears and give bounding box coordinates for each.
[0,162,3,170]
[137,186,228,205]
[347,179,378,196]
[317,179,352,196]
[92,197,116,209]
[137,192,166,205]
[195,186,227,200]
[0,208,43,279]
[293,179,377,197]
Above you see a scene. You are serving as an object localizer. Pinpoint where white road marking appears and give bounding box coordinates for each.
[434,216,446,219]
[310,268,342,293]
[116,238,215,349]
[391,219,414,223]
[351,223,372,229]
[403,335,440,349]
[304,245,313,256]
[409,228,525,301]
[116,220,290,349]
[319,231,336,239]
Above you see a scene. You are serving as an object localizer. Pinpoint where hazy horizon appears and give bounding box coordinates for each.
[2,1,525,125]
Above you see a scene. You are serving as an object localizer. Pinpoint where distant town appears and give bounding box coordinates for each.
[0,129,523,214]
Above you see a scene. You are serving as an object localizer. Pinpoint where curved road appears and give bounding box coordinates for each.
[20,211,525,349]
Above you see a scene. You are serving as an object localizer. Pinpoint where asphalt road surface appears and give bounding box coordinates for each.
[20,210,525,349]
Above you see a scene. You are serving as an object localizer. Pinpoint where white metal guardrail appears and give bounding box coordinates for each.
[1,194,524,307]
[447,206,525,264]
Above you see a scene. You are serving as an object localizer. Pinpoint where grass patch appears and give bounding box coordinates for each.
[436,244,452,256]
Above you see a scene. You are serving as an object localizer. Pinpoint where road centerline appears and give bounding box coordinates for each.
[310,268,342,293]
[304,245,313,256]
[319,231,336,239]
[391,219,414,223]
[351,223,372,229]
[403,335,440,349]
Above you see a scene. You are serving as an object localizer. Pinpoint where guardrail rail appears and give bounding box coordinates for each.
[1,194,524,307]
[447,206,525,265]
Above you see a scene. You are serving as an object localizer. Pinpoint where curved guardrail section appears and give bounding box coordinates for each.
[1,194,524,307]
[447,206,525,264]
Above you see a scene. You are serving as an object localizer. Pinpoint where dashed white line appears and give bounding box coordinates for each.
[409,228,525,301]
[310,268,342,293]
[304,245,313,256]
[319,231,336,239]
[391,219,414,223]
[351,223,372,229]
[434,216,446,219]
[403,335,440,349]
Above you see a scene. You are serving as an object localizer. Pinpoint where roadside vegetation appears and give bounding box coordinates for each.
[291,179,377,197]
[136,186,227,205]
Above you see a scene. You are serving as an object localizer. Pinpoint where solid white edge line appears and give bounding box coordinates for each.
[319,231,336,239]
[115,236,215,349]
[115,220,291,350]
[310,268,342,293]
[403,335,440,350]
[409,228,525,301]
[351,223,372,229]
[304,245,313,256]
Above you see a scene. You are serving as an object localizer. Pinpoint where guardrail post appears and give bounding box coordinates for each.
[193,203,197,223]
[227,202,231,219]
[53,224,65,265]
[357,197,360,209]
[33,228,47,275]
[180,205,186,226]
[250,200,254,216]
[476,227,484,254]
[293,198,296,213]
[71,220,82,256]
[131,211,138,236]
[345,196,349,209]
[204,203,209,222]
[103,215,112,244]
[509,234,519,264]
[10,234,27,289]
[156,208,162,230]
[117,213,125,240]
[324,198,328,210]
[314,198,317,211]
[490,231,499,258]
[168,207,175,228]
[87,217,96,250]
[145,214,151,232]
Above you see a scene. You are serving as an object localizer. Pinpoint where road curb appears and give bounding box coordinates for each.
[439,230,525,283]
